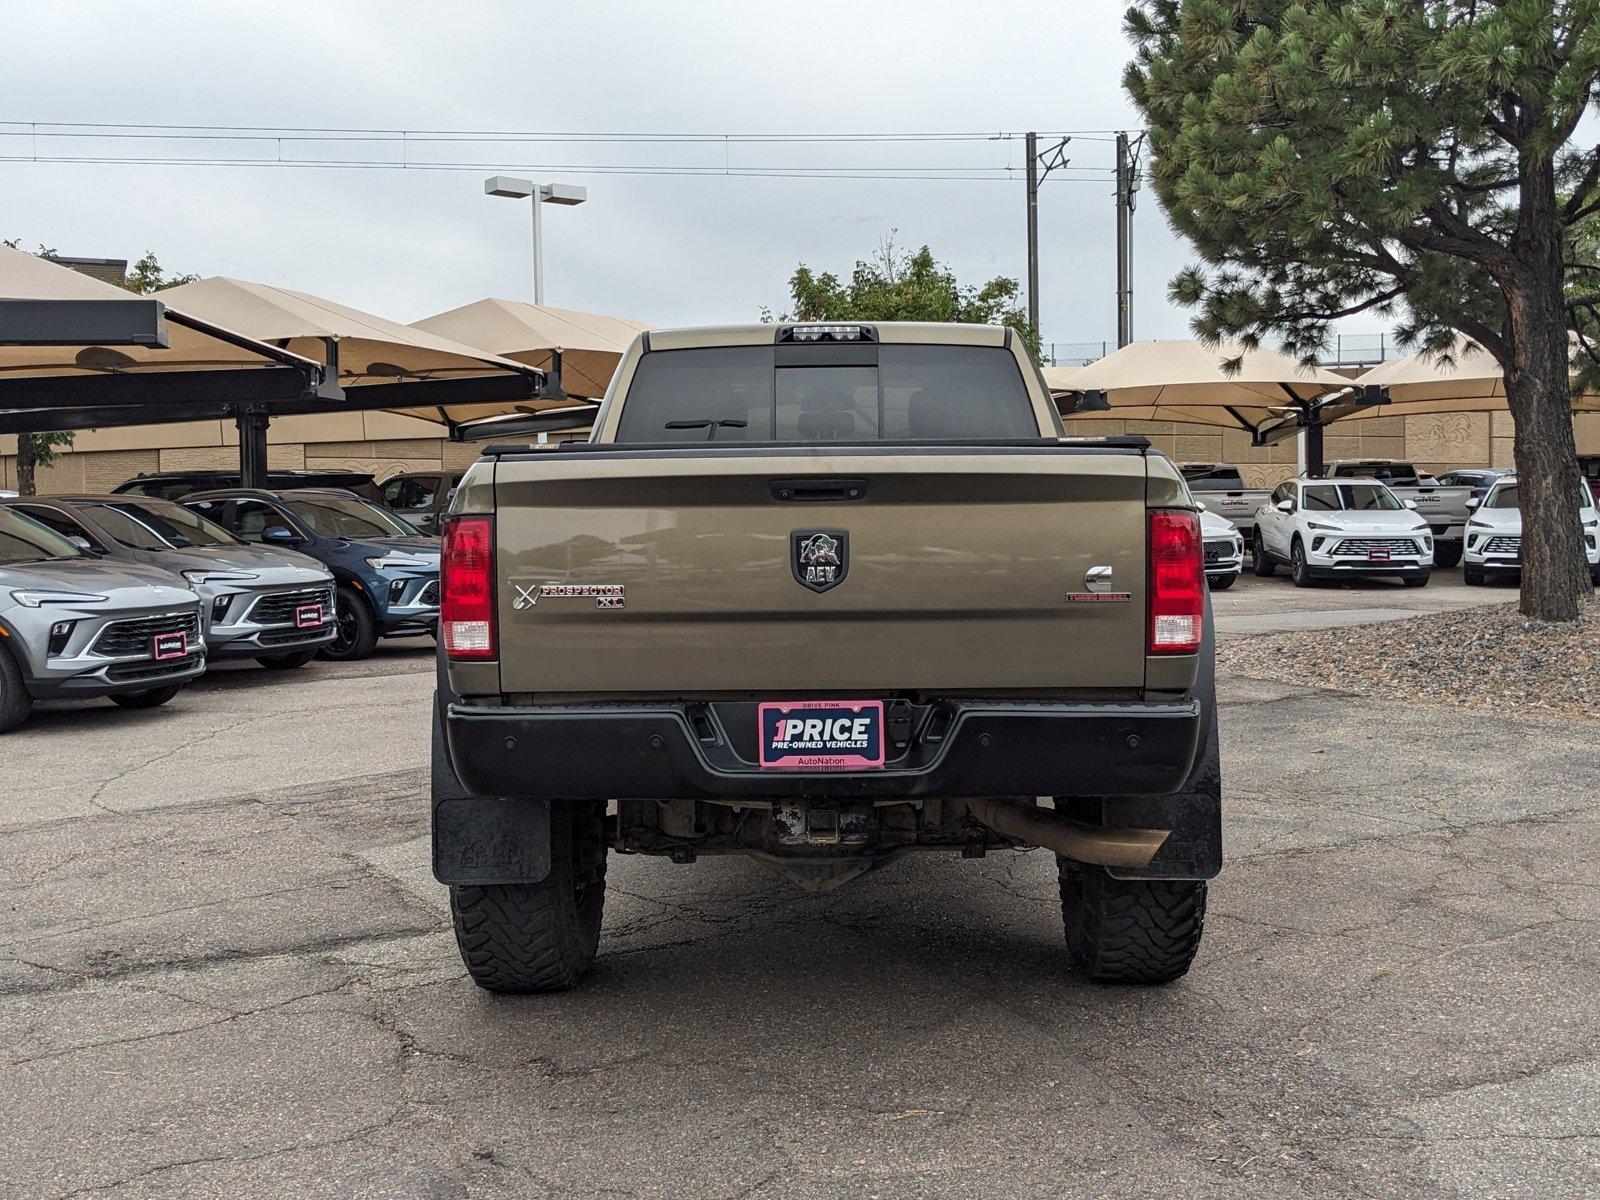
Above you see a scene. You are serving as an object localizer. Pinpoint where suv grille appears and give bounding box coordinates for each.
[249,586,334,626]
[1484,535,1521,557]
[1330,537,1420,557]
[1203,540,1236,564]
[91,611,201,658]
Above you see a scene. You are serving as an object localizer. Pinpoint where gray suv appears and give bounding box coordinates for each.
[1,496,336,670]
[0,508,206,732]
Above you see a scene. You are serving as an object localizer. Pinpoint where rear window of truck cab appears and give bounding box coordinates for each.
[1182,466,1246,491]
[1332,462,1416,483]
[1302,484,1403,511]
[614,344,1040,443]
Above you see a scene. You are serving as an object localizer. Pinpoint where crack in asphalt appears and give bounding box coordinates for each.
[49,1107,410,1200]
[0,925,437,1000]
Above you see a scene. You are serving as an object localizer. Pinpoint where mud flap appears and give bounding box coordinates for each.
[431,664,551,885]
[1061,594,1223,881]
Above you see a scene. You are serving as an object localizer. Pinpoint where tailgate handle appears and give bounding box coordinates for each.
[770,478,868,502]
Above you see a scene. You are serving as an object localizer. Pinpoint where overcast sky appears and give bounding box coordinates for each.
[1,0,1331,356]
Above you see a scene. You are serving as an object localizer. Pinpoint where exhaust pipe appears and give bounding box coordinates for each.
[965,797,1169,869]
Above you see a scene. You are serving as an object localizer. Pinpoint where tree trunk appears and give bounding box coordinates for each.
[15,435,38,497]
[1501,157,1591,622]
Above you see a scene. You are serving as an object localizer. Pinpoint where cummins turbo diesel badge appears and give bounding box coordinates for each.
[513,583,625,610]
[791,530,848,592]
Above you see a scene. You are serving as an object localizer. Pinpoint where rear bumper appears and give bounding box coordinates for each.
[444,698,1203,800]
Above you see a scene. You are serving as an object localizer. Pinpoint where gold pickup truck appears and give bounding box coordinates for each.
[431,323,1221,993]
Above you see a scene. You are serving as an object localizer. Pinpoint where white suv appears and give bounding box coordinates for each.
[1198,505,1245,590]
[1463,475,1600,586]
[1253,478,1434,588]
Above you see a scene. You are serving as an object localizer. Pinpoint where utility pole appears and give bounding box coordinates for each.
[1025,131,1039,334]
[1114,131,1139,348]
[1023,134,1071,341]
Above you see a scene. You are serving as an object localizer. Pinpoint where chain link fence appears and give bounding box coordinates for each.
[1042,341,1113,367]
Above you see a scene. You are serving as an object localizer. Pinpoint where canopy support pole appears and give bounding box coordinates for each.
[1304,421,1325,478]
[1277,384,1325,478]
[236,409,270,489]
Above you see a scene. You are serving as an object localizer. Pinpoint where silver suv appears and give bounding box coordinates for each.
[1,496,335,670]
[0,508,206,732]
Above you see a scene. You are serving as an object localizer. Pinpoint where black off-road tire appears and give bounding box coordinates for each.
[1207,572,1237,591]
[256,648,320,670]
[110,683,183,710]
[1059,861,1207,985]
[450,800,608,993]
[320,585,378,662]
[1433,542,1463,569]
[1463,563,1486,586]
[0,643,33,734]
[1289,538,1314,588]
[1252,531,1275,577]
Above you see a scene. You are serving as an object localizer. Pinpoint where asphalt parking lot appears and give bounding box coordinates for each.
[3,574,1595,1199]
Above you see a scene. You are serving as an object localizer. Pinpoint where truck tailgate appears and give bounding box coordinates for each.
[490,448,1149,696]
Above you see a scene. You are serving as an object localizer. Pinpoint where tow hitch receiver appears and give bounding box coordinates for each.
[773,802,875,847]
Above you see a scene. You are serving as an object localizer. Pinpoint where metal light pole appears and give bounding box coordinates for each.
[484,177,588,305]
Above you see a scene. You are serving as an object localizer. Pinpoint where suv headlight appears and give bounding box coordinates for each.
[1306,521,1341,531]
[365,553,434,571]
[1467,518,1491,529]
[10,590,109,608]
[180,569,259,585]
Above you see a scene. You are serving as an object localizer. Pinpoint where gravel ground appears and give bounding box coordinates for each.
[1218,596,1600,721]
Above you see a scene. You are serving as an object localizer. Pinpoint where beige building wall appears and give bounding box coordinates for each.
[1065,411,1600,488]
[0,412,535,495]
[5,411,1599,497]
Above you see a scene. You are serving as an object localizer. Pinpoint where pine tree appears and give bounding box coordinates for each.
[1127,0,1600,619]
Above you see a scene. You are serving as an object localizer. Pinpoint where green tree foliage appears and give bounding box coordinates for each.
[3,244,196,493]
[772,236,1041,361]
[1127,0,1600,620]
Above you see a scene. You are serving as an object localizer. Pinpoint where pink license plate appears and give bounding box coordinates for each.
[294,604,324,629]
[758,700,885,770]
[152,632,187,661]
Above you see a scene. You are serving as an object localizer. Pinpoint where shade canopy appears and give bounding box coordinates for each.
[0,246,328,435]
[411,298,650,399]
[1335,337,1600,420]
[1044,340,1353,437]
[1247,336,1600,446]
[156,277,542,426]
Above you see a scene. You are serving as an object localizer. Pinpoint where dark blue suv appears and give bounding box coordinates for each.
[182,488,439,661]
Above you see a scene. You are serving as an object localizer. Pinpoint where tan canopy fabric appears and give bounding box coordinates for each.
[1333,337,1600,422]
[155,277,540,424]
[1044,340,1352,435]
[411,299,650,399]
[0,246,320,380]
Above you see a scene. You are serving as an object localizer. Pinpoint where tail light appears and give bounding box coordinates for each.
[442,515,495,660]
[1148,509,1204,654]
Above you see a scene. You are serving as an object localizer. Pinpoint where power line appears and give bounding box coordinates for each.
[0,120,1134,143]
[0,120,1136,182]
[0,154,1117,183]
[0,128,1142,201]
